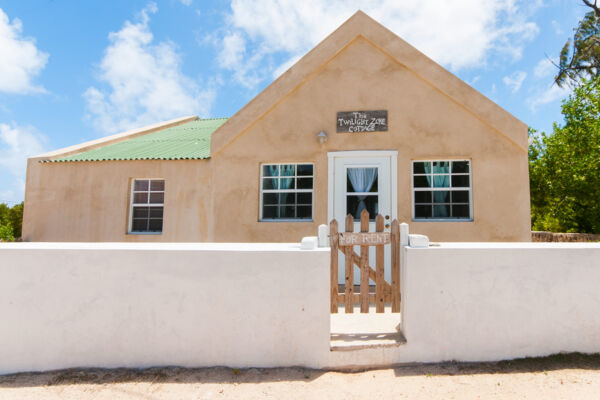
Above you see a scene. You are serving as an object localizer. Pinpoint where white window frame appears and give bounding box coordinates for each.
[259,163,314,222]
[128,178,165,234]
[411,159,473,222]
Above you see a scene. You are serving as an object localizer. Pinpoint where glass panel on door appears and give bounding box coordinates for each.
[346,167,379,220]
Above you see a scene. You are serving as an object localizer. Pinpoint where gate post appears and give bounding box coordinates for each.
[329,220,338,313]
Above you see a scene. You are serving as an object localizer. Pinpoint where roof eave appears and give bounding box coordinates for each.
[31,115,200,162]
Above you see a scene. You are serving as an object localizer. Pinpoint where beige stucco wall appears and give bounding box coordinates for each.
[22,158,213,242]
[209,37,530,243]
[22,37,530,243]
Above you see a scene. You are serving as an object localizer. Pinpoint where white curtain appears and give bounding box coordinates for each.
[347,168,377,217]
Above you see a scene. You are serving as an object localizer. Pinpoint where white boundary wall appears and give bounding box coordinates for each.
[1,241,600,372]
[0,243,330,374]
[402,243,600,361]
[329,242,600,368]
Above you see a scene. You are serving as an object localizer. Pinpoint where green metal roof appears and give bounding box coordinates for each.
[52,118,228,162]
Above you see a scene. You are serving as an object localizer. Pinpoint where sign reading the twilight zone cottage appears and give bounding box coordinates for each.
[336,110,388,133]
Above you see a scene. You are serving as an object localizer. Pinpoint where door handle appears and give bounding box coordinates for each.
[385,224,390,229]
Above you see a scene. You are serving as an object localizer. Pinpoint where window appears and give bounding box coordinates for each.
[129,179,165,233]
[412,160,472,220]
[260,163,313,221]
[346,167,379,220]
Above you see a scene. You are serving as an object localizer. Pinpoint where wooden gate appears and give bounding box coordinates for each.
[330,209,400,314]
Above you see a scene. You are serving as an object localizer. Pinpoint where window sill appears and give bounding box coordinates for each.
[259,219,314,223]
[128,232,163,235]
[412,218,473,223]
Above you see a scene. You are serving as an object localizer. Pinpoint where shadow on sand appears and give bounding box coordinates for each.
[1,353,599,388]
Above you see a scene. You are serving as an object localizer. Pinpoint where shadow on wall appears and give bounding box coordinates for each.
[1,353,600,387]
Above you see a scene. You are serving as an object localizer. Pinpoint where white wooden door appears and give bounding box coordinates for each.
[330,152,396,285]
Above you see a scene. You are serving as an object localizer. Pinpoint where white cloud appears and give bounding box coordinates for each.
[0,8,48,94]
[84,3,215,135]
[180,0,192,5]
[533,57,556,79]
[503,71,527,92]
[218,0,539,88]
[527,84,571,112]
[0,122,47,202]
[551,20,563,35]
[469,76,481,86]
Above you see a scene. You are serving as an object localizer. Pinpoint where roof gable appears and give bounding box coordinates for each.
[210,11,527,155]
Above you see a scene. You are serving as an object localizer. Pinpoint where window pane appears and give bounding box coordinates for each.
[297,206,311,219]
[414,175,430,188]
[297,192,312,205]
[280,178,295,189]
[262,205,279,219]
[452,205,470,218]
[134,180,149,191]
[149,192,164,204]
[133,206,149,218]
[433,191,450,203]
[433,205,450,218]
[347,195,378,220]
[150,180,164,191]
[413,162,429,174]
[280,206,295,218]
[297,164,313,176]
[132,219,147,231]
[415,205,432,218]
[148,219,163,232]
[433,161,449,173]
[452,175,470,188]
[149,207,163,218]
[133,192,148,204]
[279,193,295,206]
[262,178,278,190]
[414,191,432,203]
[263,193,278,205]
[347,168,378,193]
[433,175,450,188]
[452,161,469,173]
[297,178,313,189]
[280,165,295,176]
[451,191,469,203]
[262,165,279,177]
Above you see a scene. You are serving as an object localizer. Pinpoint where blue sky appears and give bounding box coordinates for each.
[0,0,587,204]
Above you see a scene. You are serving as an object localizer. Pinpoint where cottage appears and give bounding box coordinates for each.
[22,11,530,243]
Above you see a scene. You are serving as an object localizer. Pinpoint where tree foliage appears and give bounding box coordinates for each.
[529,78,600,233]
[555,1,600,87]
[0,202,23,241]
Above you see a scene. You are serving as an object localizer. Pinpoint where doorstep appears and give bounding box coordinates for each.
[330,306,407,351]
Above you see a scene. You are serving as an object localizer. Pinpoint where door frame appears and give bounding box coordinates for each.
[327,150,398,224]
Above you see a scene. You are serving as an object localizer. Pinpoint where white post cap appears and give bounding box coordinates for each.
[300,236,319,250]
[409,234,429,248]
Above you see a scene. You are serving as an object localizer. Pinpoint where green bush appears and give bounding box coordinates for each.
[0,223,14,242]
[529,78,600,233]
[0,202,23,241]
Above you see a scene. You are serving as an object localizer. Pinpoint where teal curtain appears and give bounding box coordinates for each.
[433,175,449,187]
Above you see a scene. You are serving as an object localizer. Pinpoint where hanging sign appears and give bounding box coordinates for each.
[336,110,388,133]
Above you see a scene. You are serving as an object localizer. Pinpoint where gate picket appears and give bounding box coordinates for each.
[375,214,385,313]
[344,214,354,314]
[359,210,370,313]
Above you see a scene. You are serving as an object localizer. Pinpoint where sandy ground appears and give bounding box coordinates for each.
[1,354,600,399]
